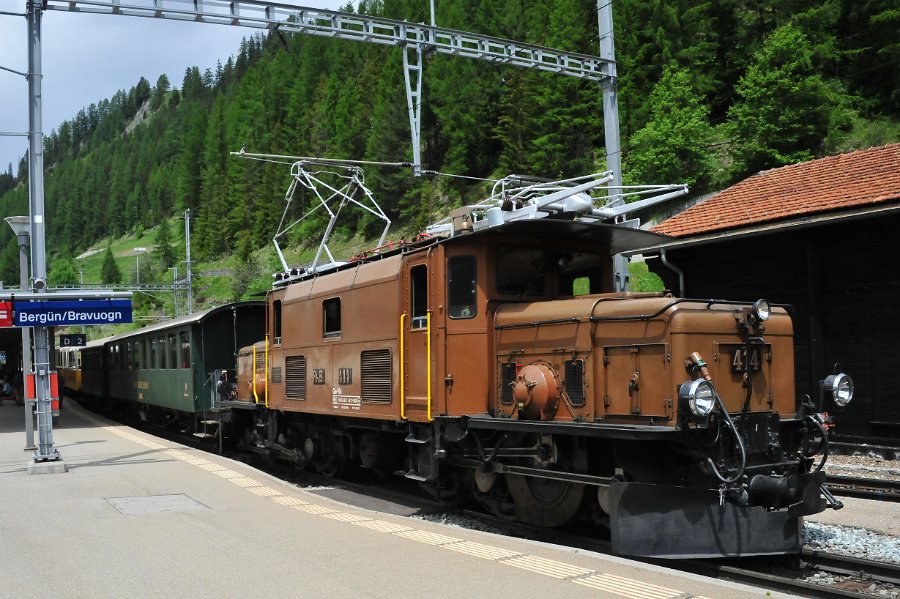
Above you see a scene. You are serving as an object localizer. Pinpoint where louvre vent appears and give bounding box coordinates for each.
[565,359,585,406]
[255,351,266,370]
[361,349,391,404]
[271,367,282,384]
[500,363,517,405]
[285,356,306,400]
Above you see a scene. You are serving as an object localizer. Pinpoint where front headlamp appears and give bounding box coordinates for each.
[679,379,716,417]
[824,373,854,407]
[752,299,771,322]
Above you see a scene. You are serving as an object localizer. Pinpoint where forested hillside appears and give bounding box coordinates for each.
[0,0,896,293]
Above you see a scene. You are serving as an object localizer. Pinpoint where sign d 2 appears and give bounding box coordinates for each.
[59,334,88,347]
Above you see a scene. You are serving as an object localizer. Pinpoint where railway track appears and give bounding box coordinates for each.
[826,475,900,502]
[703,550,900,598]
[830,440,899,461]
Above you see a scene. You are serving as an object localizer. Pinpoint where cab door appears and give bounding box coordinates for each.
[401,259,433,422]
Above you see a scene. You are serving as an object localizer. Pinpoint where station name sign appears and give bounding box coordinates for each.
[13,299,133,326]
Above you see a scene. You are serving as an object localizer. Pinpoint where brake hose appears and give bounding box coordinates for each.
[705,381,747,484]
[805,414,830,473]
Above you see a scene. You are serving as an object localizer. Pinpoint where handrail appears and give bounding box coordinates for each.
[399,313,406,420]
[427,311,432,421]
[252,343,259,404]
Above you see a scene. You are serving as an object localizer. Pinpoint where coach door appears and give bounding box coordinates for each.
[401,259,433,422]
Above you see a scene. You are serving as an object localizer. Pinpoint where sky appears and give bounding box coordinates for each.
[0,0,347,176]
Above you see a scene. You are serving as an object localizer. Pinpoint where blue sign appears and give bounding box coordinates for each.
[14,299,133,326]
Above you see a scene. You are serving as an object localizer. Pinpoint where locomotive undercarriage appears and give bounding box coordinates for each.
[225,404,831,558]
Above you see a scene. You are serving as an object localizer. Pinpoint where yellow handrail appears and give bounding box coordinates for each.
[427,311,432,421]
[399,313,406,420]
[252,343,259,404]
[265,335,269,408]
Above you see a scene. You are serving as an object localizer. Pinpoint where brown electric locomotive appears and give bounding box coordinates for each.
[223,163,852,558]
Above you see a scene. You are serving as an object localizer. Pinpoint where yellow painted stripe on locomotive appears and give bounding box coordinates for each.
[427,311,432,421]
[400,312,406,420]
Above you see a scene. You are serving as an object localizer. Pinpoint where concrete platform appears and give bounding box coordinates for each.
[0,400,800,599]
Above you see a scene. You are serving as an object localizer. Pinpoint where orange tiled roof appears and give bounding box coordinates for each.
[652,144,900,238]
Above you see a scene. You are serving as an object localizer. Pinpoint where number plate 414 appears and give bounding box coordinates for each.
[730,347,763,373]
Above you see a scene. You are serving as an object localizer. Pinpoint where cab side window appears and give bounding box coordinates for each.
[273,300,283,344]
[448,255,477,319]
[411,265,428,329]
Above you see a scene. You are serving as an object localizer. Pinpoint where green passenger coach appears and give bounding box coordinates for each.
[93,302,265,432]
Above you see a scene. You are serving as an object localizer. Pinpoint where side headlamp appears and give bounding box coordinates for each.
[824,373,854,407]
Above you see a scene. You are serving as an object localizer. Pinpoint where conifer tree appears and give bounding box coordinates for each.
[726,24,850,178]
[155,218,176,269]
[626,65,716,191]
[101,244,122,284]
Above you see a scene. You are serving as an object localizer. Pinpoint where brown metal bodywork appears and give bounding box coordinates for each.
[245,226,796,429]
[494,297,796,424]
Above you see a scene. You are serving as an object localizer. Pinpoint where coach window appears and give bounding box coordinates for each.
[142,339,150,369]
[158,336,167,369]
[149,337,158,369]
[323,298,341,338]
[181,332,191,369]
[168,334,177,369]
[410,265,428,329]
[448,255,477,319]
[126,342,133,370]
[273,300,283,344]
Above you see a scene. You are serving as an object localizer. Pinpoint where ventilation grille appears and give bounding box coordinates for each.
[285,356,306,400]
[255,351,266,370]
[565,359,585,406]
[271,367,282,385]
[500,363,517,405]
[361,349,391,404]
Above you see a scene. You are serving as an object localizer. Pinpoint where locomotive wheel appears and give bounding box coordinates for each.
[506,474,584,528]
[505,435,587,528]
[315,455,347,478]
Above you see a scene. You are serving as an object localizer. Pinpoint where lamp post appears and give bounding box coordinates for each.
[134,247,147,286]
[5,216,36,450]
[26,2,63,467]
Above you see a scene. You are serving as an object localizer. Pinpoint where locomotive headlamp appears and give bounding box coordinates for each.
[679,379,716,417]
[752,299,771,322]
[824,373,854,407]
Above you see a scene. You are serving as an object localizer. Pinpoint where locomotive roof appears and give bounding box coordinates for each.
[98,301,265,344]
[444,218,672,255]
[269,218,673,288]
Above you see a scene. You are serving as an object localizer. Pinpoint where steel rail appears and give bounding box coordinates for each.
[826,475,900,502]
[801,549,900,586]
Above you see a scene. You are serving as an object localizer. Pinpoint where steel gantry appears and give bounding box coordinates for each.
[42,0,619,177]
